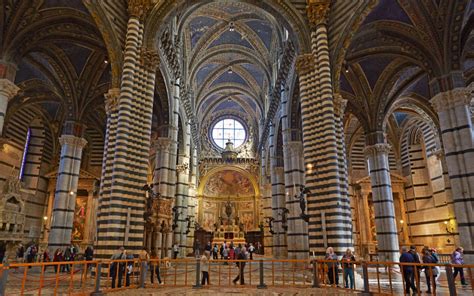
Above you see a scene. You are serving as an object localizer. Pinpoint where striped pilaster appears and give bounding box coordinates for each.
[431,87,474,263]
[0,79,19,136]
[95,4,157,258]
[364,141,399,262]
[283,139,309,259]
[48,134,87,249]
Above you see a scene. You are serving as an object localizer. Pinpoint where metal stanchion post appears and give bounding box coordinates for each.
[257,260,267,289]
[0,263,9,295]
[91,263,104,296]
[140,262,148,288]
[312,260,320,288]
[362,261,371,295]
[446,264,457,296]
[192,258,202,289]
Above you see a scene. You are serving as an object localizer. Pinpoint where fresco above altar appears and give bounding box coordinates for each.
[203,170,254,197]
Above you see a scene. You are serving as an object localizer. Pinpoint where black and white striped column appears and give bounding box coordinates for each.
[95,1,158,258]
[283,139,309,259]
[295,0,352,257]
[186,147,198,255]
[364,137,399,263]
[431,87,474,263]
[271,166,287,258]
[48,126,87,249]
[0,78,19,136]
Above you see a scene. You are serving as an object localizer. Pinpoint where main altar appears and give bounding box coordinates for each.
[212,199,246,245]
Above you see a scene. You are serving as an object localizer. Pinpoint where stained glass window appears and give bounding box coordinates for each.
[211,118,246,149]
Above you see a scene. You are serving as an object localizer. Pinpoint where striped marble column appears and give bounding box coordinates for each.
[260,150,273,256]
[95,1,158,258]
[283,139,309,259]
[48,127,87,250]
[0,78,19,136]
[431,87,474,263]
[364,139,399,262]
[271,166,287,258]
[295,0,352,257]
[186,147,198,256]
[175,154,190,257]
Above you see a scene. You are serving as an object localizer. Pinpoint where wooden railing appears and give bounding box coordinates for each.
[0,258,472,295]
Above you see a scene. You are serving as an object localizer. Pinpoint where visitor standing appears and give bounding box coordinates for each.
[422,248,437,294]
[16,244,25,263]
[173,244,179,259]
[233,247,247,285]
[85,246,94,261]
[400,246,417,295]
[110,247,126,288]
[452,247,468,286]
[409,245,421,289]
[325,247,339,286]
[223,246,229,264]
[125,253,134,287]
[248,243,255,260]
[53,249,64,273]
[341,249,355,289]
[194,239,201,257]
[213,244,218,260]
[201,250,210,285]
[150,250,162,285]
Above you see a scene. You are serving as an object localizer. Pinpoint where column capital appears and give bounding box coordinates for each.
[307,0,331,27]
[284,141,303,156]
[431,148,444,160]
[104,88,120,114]
[295,54,315,76]
[140,48,160,71]
[59,135,88,149]
[430,87,471,113]
[274,166,285,175]
[364,143,391,156]
[0,79,20,100]
[128,0,153,19]
[154,137,173,151]
[333,92,348,117]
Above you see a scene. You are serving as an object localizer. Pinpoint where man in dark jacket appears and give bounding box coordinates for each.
[400,246,417,295]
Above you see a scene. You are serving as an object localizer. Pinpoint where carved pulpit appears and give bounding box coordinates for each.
[0,176,26,242]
